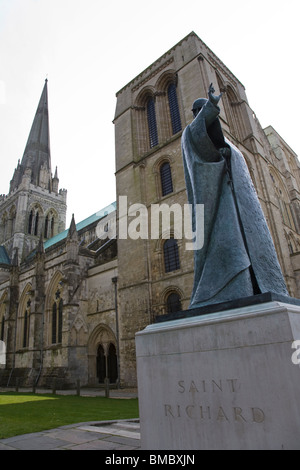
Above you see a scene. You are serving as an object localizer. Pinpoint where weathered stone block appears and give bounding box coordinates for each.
[136,301,300,450]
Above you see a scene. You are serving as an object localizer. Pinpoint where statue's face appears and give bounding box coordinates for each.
[192,98,207,119]
[192,107,202,118]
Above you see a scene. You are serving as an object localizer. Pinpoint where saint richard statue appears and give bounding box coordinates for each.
[181,84,288,308]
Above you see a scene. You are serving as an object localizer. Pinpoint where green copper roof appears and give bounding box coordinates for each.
[0,246,11,265]
[44,201,116,250]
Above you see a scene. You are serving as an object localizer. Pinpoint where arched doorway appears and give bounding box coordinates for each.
[96,342,118,384]
[88,325,118,386]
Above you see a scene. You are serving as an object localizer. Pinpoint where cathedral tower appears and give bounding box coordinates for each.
[0,80,67,263]
[114,32,300,386]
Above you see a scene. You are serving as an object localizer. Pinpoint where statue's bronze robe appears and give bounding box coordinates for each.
[182,100,288,308]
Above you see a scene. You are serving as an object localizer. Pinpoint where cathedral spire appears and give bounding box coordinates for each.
[10,80,53,192]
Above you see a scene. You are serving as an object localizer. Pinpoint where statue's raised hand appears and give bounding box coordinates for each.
[208,83,222,106]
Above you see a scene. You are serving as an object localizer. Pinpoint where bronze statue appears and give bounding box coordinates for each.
[182,84,288,308]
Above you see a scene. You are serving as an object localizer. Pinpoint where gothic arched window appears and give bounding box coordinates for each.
[28,210,33,234]
[52,294,63,344]
[22,298,31,348]
[147,97,158,148]
[163,238,180,273]
[44,211,56,239]
[52,302,57,344]
[34,211,39,236]
[23,310,29,348]
[44,215,49,238]
[51,217,55,238]
[28,209,41,236]
[58,299,63,343]
[168,83,182,135]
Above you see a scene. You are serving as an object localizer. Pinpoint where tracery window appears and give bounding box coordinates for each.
[44,212,55,239]
[28,207,42,236]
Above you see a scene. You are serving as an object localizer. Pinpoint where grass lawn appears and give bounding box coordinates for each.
[0,392,139,439]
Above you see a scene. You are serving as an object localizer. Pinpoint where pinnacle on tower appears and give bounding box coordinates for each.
[67,214,78,241]
[52,166,59,194]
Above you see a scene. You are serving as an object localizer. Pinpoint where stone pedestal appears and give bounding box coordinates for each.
[135,300,300,450]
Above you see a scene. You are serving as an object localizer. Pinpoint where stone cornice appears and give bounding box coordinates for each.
[116,31,198,97]
[131,57,174,93]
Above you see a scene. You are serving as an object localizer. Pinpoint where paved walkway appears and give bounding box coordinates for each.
[0,419,141,450]
[0,388,141,450]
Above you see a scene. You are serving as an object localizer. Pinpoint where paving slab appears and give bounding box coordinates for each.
[45,429,107,444]
[78,425,140,440]
[5,435,71,450]
[0,443,16,450]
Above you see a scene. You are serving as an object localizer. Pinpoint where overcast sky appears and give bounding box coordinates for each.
[0,0,299,227]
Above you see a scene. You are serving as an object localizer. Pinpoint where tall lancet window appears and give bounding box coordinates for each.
[34,212,39,236]
[147,97,158,148]
[52,289,63,344]
[44,211,56,239]
[28,211,33,234]
[51,217,54,238]
[23,299,31,348]
[44,215,49,239]
[28,209,41,236]
[168,83,182,135]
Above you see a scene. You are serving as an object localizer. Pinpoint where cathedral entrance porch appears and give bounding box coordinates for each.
[88,325,118,386]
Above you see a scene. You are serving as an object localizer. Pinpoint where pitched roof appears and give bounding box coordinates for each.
[44,201,117,250]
